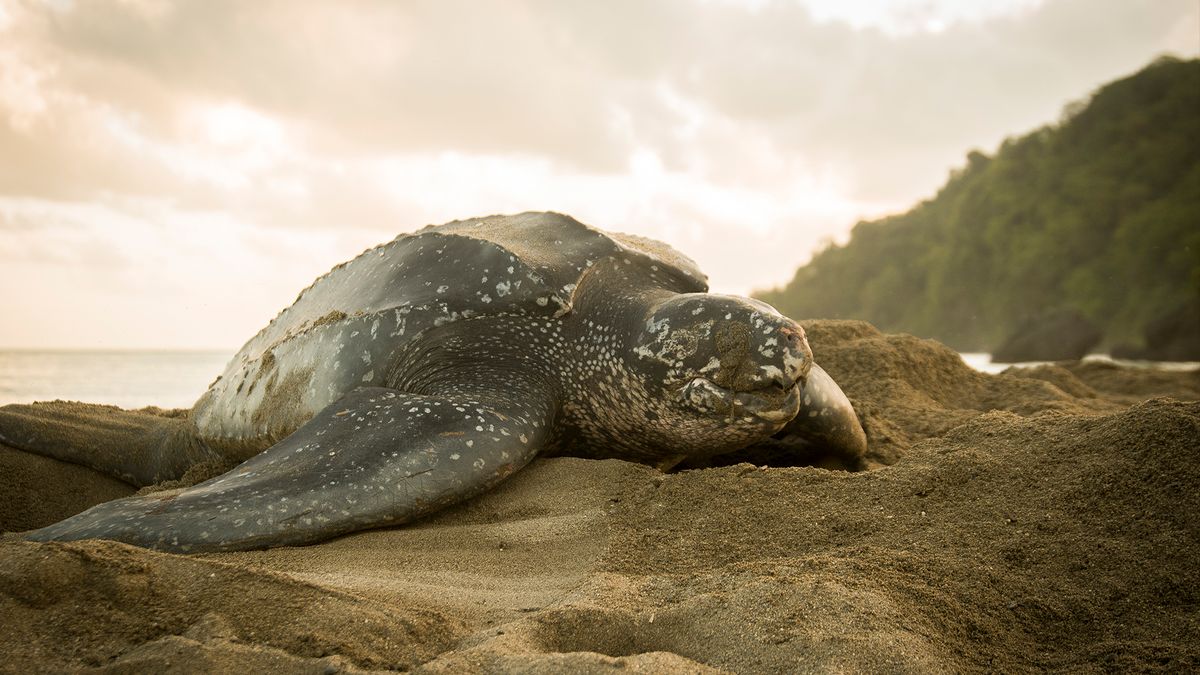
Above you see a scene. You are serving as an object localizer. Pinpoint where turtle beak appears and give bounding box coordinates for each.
[772,363,867,470]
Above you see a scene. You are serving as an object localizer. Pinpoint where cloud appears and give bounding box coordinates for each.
[0,0,1194,347]
[0,198,383,348]
[649,0,1195,199]
[25,0,634,167]
[5,0,1192,206]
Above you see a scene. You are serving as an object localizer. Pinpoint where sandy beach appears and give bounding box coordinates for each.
[2,320,1197,673]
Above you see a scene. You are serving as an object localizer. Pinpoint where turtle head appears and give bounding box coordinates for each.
[633,293,812,453]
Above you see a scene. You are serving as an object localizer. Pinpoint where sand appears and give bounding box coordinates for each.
[1,320,1197,673]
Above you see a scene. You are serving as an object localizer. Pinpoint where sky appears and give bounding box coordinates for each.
[0,0,1196,349]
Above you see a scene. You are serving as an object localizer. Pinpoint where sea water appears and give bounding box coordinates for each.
[959,352,1200,375]
[0,350,1194,411]
[0,350,233,410]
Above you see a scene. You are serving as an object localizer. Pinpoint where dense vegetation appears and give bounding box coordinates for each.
[758,56,1200,352]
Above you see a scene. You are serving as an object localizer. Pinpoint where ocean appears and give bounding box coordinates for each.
[0,350,1194,410]
[0,350,234,410]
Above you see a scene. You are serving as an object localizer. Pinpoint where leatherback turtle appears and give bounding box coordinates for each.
[2,212,866,552]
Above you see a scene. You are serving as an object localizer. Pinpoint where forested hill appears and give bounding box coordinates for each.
[757,56,1200,352]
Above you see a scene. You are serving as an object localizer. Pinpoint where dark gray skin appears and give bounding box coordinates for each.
[0,212,866,553]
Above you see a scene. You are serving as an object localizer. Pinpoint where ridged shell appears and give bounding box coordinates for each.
[192,212,706,449]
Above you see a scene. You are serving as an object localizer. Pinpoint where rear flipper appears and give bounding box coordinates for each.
[27,386,554,552]
[0,401,217,486]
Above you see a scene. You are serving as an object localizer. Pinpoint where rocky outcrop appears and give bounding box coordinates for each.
[991,308,1101,363]
[1112,303,1200,361]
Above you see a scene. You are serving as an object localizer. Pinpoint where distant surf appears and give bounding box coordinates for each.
[959,352,1200,375]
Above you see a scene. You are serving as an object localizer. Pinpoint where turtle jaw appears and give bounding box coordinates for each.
[680,376,803,427]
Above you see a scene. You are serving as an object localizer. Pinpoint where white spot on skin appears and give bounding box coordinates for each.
[782,345,807,380]
[633,345,657,361]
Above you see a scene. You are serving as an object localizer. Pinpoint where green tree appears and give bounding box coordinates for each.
[757,56,1200,352]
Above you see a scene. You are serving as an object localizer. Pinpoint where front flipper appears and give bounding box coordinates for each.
[27,387,554,552]
[769,363,868,470]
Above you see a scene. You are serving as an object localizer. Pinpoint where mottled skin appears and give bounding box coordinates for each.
[1,212,866,552]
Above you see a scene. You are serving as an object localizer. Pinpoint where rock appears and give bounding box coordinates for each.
[1111,303,1200,361]
[992,308,1101,363]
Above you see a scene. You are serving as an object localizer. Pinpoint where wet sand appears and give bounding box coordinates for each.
[2,320,1197,673]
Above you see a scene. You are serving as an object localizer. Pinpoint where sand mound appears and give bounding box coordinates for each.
[802,321,1127,464]
[0,539,460,672]
[2,320,1197,673]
